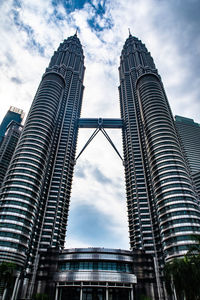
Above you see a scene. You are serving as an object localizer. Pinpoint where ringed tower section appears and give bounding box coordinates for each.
[0,34,85,267]
[119,34,200,262]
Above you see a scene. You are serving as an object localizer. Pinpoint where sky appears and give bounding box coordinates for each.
[0,0,200,250]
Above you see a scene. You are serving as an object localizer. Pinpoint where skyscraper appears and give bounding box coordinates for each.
[0,106,24,145]
[175,115,200,174]
[0,33,200,300]
[175,115,200,199]
[119,34,200,266]
[0,33,85,277]
[0,120,23,187]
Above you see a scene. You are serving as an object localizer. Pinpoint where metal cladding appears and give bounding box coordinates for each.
[119,34,200,262]
[175,115,200,174]
[56,248,137,284]
[0,33,200,300]
[0,34,85,267]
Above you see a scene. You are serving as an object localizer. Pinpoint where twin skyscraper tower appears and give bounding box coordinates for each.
[0,33,199,300]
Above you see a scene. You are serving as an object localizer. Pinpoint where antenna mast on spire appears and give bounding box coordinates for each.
[75,28,78,36]
[128,28,131,36]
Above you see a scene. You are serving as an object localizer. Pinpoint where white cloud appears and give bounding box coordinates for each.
[0,0,200,250]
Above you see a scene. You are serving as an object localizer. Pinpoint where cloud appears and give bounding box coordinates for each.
[0,0,200,250]
[92,167,112,184]
[10,77,23,84]
[75,166,86,178]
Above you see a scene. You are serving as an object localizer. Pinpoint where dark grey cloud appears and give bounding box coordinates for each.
[75,161,113,185]
[5,52,16,66]
[157,0,200,57]
[11,77,22,84]
[145,0,200,120]
[92,167,113,184]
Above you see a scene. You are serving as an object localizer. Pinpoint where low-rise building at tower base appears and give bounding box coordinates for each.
[16,247,160,300]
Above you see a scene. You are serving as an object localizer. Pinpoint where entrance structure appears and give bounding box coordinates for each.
[0,33,200,300]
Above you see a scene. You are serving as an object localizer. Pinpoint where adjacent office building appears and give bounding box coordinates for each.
[0,107,24,145]
[0,34,200,300]
[0,120,23,187]
[175,115,200,199]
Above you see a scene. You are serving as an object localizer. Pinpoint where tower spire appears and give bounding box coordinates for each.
[128,28,131,37]
[75,27,78,36]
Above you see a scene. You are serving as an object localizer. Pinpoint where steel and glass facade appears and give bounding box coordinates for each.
[0,106,24,145]
[35,248,150,300]
[0,34,85,274]
[175,115,200,174]
[175,115,200,200]
[0,33,200,300]
[0,121,23,187]
[119,34,200,267]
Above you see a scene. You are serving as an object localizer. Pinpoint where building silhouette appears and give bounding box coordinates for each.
[119,33,200,260]
[0,120,23,187]
[0,34,200,300]
[0,106,24,145]
[175,115,200,199]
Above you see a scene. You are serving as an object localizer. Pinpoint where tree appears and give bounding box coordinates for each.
[164,235,200,300]
[0,262,16,300]
[0,262,16,286]
[139,296,152,300]
[33,293,49,300]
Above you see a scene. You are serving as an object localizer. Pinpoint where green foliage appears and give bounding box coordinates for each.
[164,235,200,300]
[33,293,49,300]
[139,295,152,300]
[0,262,16,287]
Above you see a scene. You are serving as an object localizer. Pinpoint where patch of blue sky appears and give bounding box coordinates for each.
[87,1,113,32]
[88,17,113,32]
[52,0,113,32]
[68,204,118,245]
[51,0,90,13]
[75,167,86,179]
[10,8,45,56]
[13,0,21,9]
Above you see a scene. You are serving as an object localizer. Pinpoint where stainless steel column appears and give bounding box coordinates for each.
[11,274,20,300]
[55,285,58,300]
[59,288,62,300]
[106,283,109,300]
[130,285,134,300]
[80,282,83,300]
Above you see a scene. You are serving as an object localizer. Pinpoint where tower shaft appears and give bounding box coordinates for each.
[119,35,200,263]
[0,35,85,268]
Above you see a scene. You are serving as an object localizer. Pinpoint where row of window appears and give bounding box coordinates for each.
[157,189,194,200]
[0,214,32,226]
[160,217,200,229]
[1,192,37,205]
[59,261,132,273]
[157,196,196,207]
[0,240,26,252]
[2,199,35,211]
[165,244,190,256]
[160,210,200,222]
[163,225,200,237]
[159,202,198,215]
[0,222,30,234]
[164,234,195,246]
[0,231,28,243]
[0,207,34,219]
